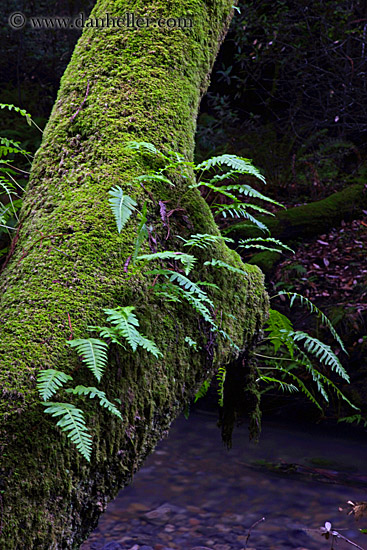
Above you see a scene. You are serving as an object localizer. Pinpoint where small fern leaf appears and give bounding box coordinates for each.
[137,251,197,276]
[132,204,149,264]
[108,186,137,233]
[184,336,198,350]
[178,233,234,250]
[65,386,123,420]
[220,184,282,206]
[289,331,349,381]
[68,338,108,382]
[136,173,175,187]
[274,291,347,354]
[239,237,294,254]
[87,325,126,347]
[204,258,249,279]
[37,369,73,401]
[125,141,158,155]
[195,154,266,183]
[42,402,93,461]
[103,307,162,357]
[194,380,211,402]
[258,376,298,394]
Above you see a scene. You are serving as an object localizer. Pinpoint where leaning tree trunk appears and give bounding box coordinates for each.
[0,1,267,548]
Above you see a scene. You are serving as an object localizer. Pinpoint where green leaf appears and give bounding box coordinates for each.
[132,203,149,264]
[273,291,347,354]
[37,369,73,401]
[137,250,197,276]
[108,186,137,233]
[195,154,266,183]
[103,307,162,358]
[204,258,249,279]
[65,386,122,420]
[68,338,108,382]
[42,402,93,461]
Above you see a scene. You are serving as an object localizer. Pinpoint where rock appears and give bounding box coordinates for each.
[102,543,123,550]
[143,503,185,525]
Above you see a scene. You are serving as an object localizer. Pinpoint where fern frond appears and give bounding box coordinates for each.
[124,141,158,155]
[195,154,266,184]
[37,369,73,401]
[338,414,367,427]
[67,338,108,382]
[216,366,226,407]
[42,402,92,461]
[87,325,125,346]
[258,376,298,393]
[65,386,122,420]
[264,309,294,354]
[194,379,211,402]
[273,291,347,353]
[184,336,198,350]
[218,184,282,206]
[204,258,248,279]
[103,307,162,357]
[137,251,197,276]
[132,203,148,264]
[239,237,294,254]
[289,331,349,381]
[214,201,274,219]
[0,103,32,125]
[108,186,137,233]
[135,173,175,187]
[178,233,234,250]
[149,269,213,306]
[271,365,324,410]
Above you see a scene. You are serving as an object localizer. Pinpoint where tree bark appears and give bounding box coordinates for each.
[0,1,267,548]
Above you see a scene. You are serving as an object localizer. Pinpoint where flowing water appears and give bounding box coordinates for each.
[81,411,367,550]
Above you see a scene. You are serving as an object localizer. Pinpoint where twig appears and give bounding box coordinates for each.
[67,313,73,340]
[70,80,90,122]
[245,516,265,548]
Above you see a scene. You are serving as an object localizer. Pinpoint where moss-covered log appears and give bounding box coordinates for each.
[0,1,268,548]
[229,183,367,273]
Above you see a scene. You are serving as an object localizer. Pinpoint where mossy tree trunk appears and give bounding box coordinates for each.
[0,1,268,548]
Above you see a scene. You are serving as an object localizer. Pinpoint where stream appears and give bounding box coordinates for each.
[81,411,367,550]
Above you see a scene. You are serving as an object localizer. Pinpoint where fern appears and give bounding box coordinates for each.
[41,402,93,462]
[195,154,266,184]
[217,183,282,206]
[67,338,108,382]
[273,291,347,353]
[108,186,137,233]
[217,365,226,407]
[132,203,149,264]
[103,306,162,357]
[338,414,367,428]
[265,309,295,355]
[37,369,73,401]
[184,336,198,350]
[238,237,294,254]
[258,375,298,394]
[0,103,32,125]
[178,233,234,250]
[65,386,122,420]
[135,173,175,187]
[137,251,197,276]
[124,140,159,155]
[204,258,249,279]
[194,379,211,402]
[289,331,349,381]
